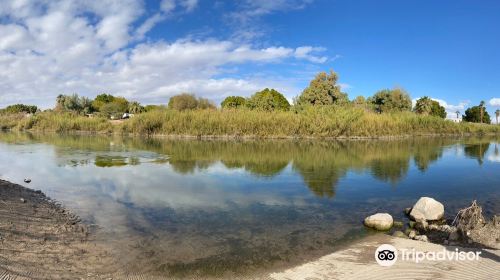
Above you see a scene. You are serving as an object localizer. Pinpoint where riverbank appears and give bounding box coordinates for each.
[0,179,116,279]
[1,108,499,138]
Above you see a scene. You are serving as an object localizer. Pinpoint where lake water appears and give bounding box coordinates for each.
[1,132,499,277]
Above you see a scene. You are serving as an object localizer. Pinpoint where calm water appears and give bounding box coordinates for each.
[1,132,500,277]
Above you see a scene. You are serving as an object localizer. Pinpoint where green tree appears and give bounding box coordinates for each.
[1,104,38,114]
[368,88,412,113]
[246,88,290,111]
[430,100,447,119]
[128,101,145,114]
[463,103,491,123]
[352,96,366,106]
[414,97,446,118]
[92,94,115,111]
[168,93,215,110]
[221,96,246,109]
[197,97,216,110]
[55,94,93,113]
[296,70,348,106]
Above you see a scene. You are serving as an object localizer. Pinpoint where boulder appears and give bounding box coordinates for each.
[410,197,444,221]
[364,213,393,231]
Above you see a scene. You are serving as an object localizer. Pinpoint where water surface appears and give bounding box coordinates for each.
[1,133,499,277]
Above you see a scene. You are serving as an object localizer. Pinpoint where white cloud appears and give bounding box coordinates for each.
[0,1,327,108]
[180,0,198,12]
[489,98,500,107]
[160,0,176,13]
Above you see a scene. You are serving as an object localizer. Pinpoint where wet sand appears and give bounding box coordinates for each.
[1,179,499,279]
[0,179,116,279]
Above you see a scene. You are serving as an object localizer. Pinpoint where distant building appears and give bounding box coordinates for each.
[447,117,462,123]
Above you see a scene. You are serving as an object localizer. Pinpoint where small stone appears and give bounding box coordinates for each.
[392,231,407,238]
[448,231,460,241]
[415,235,429,242]
[415,219,428,231]
[408,230,417,239]
[393,221,404,228]
[364,213,394,231]
[428,224,439,230]
[20,198,26,203]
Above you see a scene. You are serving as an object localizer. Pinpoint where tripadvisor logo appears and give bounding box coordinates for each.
[375,244,482,266]
[375,244,397,266]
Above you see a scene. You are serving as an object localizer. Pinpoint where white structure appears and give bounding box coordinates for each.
[447,117,462,123]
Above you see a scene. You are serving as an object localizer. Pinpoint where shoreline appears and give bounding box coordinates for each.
[1,179,498,279]
[0,179,116,279]
[2,128,500,140]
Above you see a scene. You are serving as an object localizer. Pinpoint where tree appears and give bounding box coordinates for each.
[414,96,433,115]
[168,93,215,110]
[221,96,246,109]
[246,88,290,111]
[296,70,349,106]
[463,103,491,123]
[92,94,115,111]
[367,88,412,113]
[495,109,500,124]
[1,104,38,114]
[430,101,447,119]
[55,94,93,113]
[128,101,145,114]
[352,96,366,106]
[197,98,216,110]
[168,94,199,110]
[479,100,485,123]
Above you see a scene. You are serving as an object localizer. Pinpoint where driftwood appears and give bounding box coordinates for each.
[452,200,484,232]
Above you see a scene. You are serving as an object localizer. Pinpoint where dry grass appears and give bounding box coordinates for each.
[1,106,499,138]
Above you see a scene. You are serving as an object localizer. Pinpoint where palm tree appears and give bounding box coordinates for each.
[455,110,460,120]
[479,101,485,123]
[496,109,500,125]
[128,101,144,114]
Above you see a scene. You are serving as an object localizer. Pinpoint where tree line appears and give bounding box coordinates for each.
[1,70,499,124]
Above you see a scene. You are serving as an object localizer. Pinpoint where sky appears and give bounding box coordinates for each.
[0,0,499,119]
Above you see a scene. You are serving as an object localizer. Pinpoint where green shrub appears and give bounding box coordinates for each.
[246,88,290,111]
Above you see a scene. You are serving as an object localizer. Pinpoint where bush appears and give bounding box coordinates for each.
[221,96,246,109]
[368,88,412,113]
[414,96,446,118]
[0,104,38,114]
[168,93,216,111]
[246,88,290,111]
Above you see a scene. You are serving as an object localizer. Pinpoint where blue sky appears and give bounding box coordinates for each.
[0,0,499,118]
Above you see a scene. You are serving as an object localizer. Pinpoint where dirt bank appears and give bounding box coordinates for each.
[0,180,116,279]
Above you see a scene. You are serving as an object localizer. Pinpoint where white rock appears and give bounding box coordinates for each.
[415,235,429,242]
[410,197,444,221]
[364,213,393,231]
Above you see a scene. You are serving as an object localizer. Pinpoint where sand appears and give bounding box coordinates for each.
[269,234,500,280]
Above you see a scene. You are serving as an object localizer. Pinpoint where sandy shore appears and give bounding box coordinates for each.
[1,179,499,279]
[269,234,499,280]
